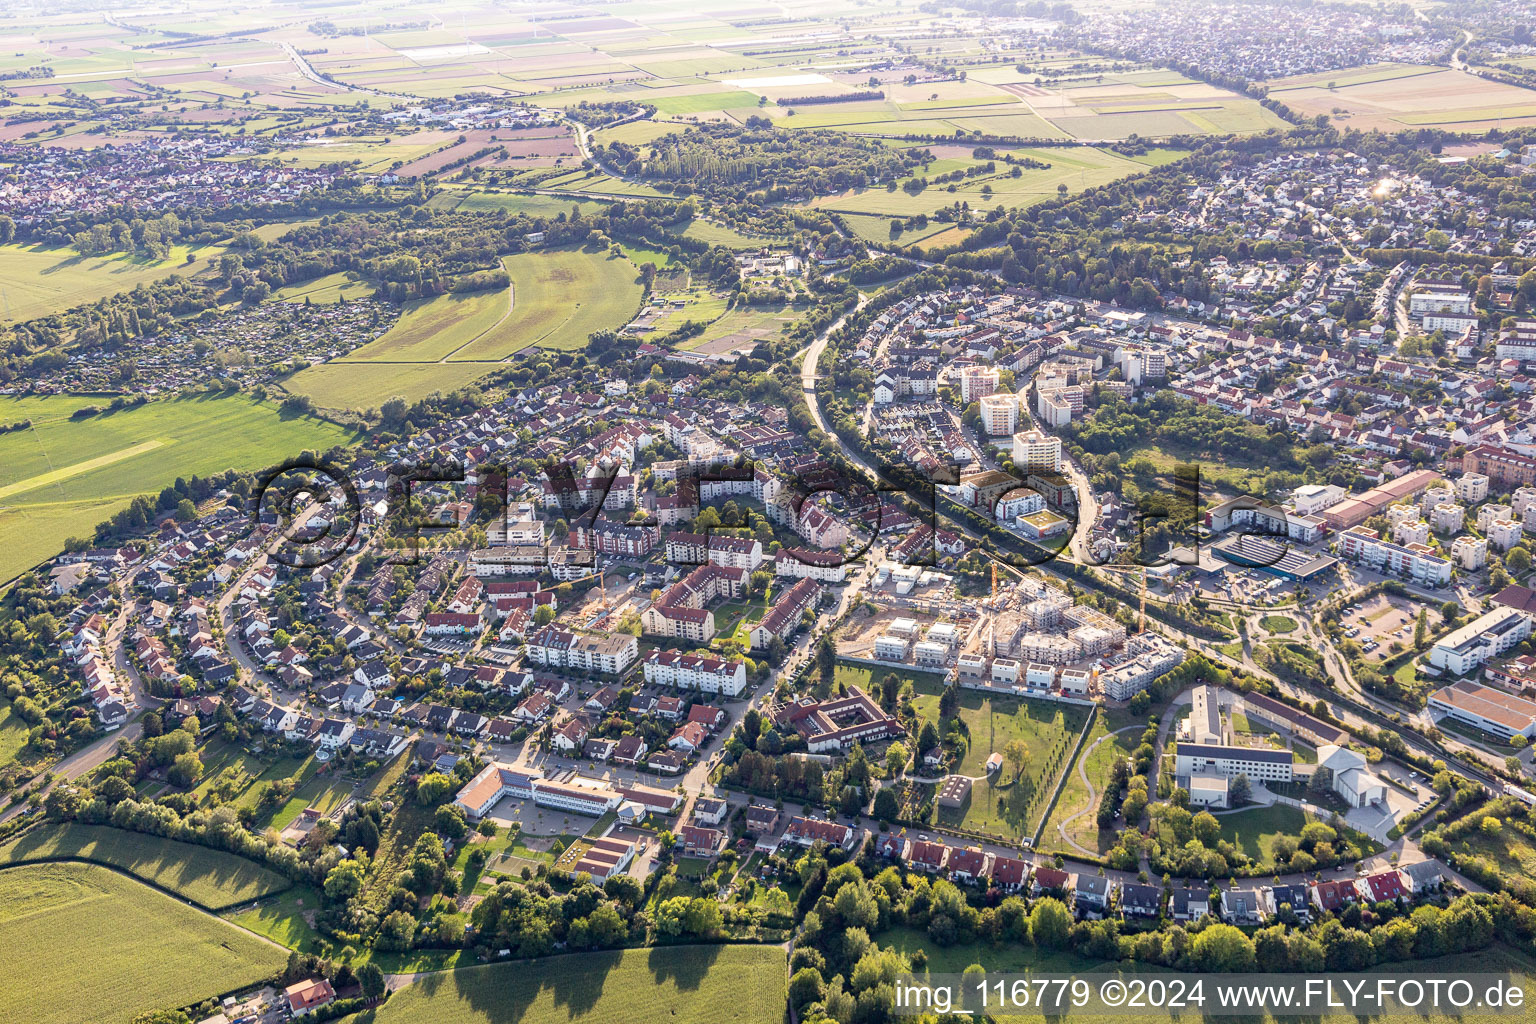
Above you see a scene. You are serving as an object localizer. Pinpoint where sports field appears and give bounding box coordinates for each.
[0,862,286,1024]
[0,823,290,910]
[0,393,357,583]
[372,944,785,1024]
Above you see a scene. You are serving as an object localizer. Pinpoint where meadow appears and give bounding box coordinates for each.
[282,360,497,412]
[0,823,290,910]
[285,247,642,409]
[0,862,286,1024]
[344,289,510,363]
[449,248,645,357]
[1038,707,1141,856]
[0,393,357,583]
[0,242,217,324]
[367,944,785,1024]
[271,271,377,304]
[911,682,1089,841]
[808,146,1159,224]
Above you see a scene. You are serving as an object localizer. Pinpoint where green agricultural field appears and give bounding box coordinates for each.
[649,91,750,115]
[0,823,289,910]
[370,944,785,1024]
[448,248,645,357]
[595,119,684,147]
[436,188,613,219]
[0,862,286,1024]
[0,394,357,583]
[342,289,509,363]
[284,360,496,411]
[0,242,220,324]
[271,271,376,304]
[680,217,788,249]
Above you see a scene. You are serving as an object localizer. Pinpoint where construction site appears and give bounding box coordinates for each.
[835,559,1184,706]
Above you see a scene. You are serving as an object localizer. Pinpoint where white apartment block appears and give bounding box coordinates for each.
[1410,287,1472,317]
[1098,635,1184,701]
[980,393,1018,436]
[642,649,748,697]
[1393,518,1430,548]
[1427,607,1533,675]
[1011,429,1062,473]
[1489,518,1523,552]
[960,366,1000,404]
[1477,503,1514,532]
[1451,535,1488,570]
[525,627,638,675]
[1429,503,1465,534]
[1418,485,1456,514]
[1497,318,1536,361]
[1456,473,1489,503]
[1338,526,1452,586]
[1290,483,1345,516]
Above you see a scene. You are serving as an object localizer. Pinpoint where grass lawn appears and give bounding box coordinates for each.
[0,862,286,1024]
[436,189,612,219]
[0,823,289,910]
[1207,804,1389,869]
[1260,614,1299,633]
[1039,707,1141,855]
[680,218,788,249]
[911,682,1089,841]
[370,944,785,1024]
[0,393,357,584]
[0,706,29,768]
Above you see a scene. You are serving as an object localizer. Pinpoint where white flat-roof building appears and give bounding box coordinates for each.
[1174,743,1294,784]
[980,393,1018,436]
[1457,473,1490,503]
[1011,429,1062,474]
[1428,680,1536,740]
[1427,607,1533,675]
[1290,483,1346,516]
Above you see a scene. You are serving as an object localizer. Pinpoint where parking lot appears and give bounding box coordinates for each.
[1338,592,1439,661]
